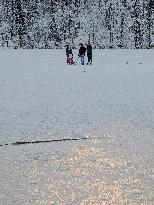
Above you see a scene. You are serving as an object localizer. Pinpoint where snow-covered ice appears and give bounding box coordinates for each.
[0,49,154,204]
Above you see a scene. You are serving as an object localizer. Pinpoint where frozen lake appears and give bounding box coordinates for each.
[0,49,154,204]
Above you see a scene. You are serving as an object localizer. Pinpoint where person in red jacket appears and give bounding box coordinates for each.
[66,45,73,65]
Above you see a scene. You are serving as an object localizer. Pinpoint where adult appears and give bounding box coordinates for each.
[78,43,86,65]
[86,42,92,65]
[66,44,69,54]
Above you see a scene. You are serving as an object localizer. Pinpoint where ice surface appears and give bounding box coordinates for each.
[0,49,154,144]
[0,49,154,204]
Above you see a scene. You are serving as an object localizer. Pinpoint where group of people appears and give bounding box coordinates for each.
[66,42,92,65]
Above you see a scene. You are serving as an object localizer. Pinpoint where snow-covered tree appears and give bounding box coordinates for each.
[0,0,153,48]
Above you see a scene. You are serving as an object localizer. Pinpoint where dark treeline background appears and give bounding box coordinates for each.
[0,0,154,49]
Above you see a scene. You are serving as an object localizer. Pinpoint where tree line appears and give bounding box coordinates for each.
[0,0,154,48]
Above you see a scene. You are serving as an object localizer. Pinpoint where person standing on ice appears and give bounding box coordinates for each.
[86,42,92,65]
[66,45,73,65]
[66,45,69,55]
[78,43,86,65]
[66,45,69,64]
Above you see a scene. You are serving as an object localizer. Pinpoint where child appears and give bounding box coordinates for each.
[67,47,73,65]
[67,52,73,65]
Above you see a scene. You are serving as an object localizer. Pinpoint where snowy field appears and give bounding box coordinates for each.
[0,49,154,204]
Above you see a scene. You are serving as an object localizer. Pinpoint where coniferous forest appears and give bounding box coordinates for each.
[0,0,154,49]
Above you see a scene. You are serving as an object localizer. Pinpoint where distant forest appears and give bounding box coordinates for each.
[0,0,154,48]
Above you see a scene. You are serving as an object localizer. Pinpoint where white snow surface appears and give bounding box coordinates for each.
[0,49,154,204]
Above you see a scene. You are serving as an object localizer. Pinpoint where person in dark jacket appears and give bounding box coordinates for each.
[66,45,69,56]
[78,44,86,65]
[86,42,92,65]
